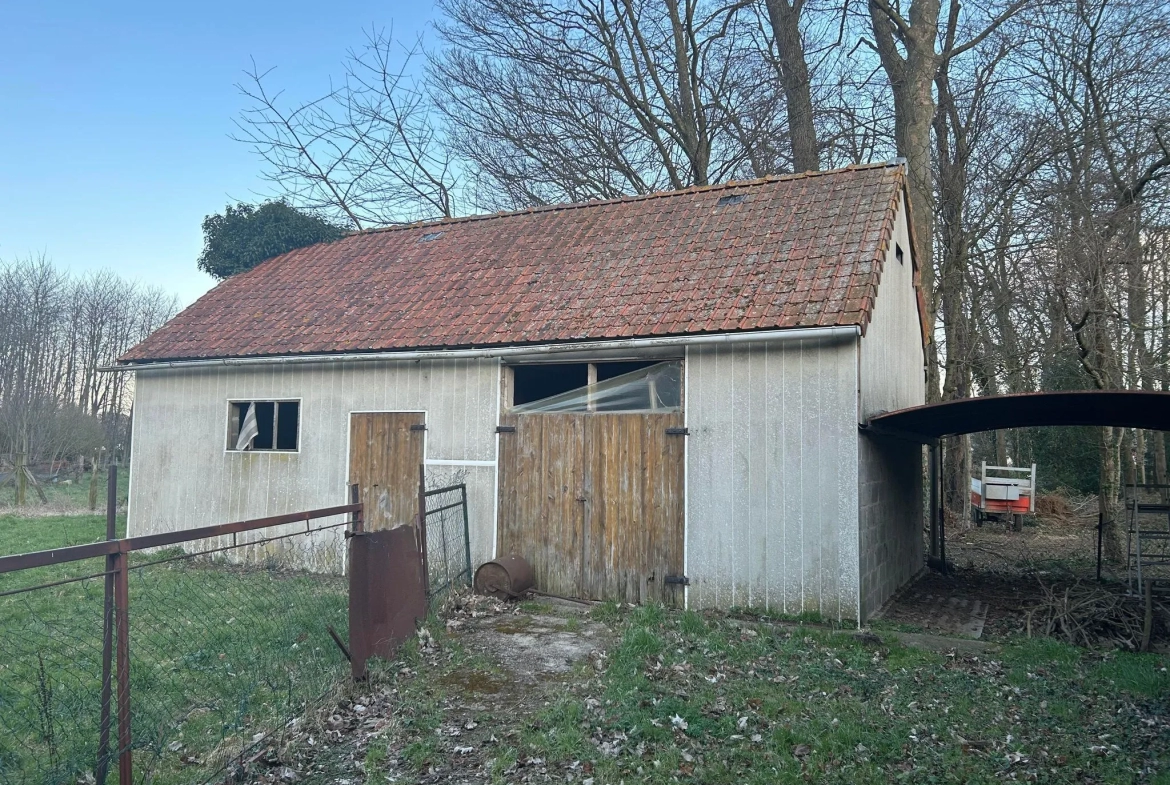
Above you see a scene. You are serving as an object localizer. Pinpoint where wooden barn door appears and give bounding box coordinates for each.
[497,412,685,605]
[349,412,425,531]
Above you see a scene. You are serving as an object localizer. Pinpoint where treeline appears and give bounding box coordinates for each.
[0,256,179,470]
[235,0,1169,550]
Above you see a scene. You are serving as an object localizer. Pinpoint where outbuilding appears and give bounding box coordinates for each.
[118,162,926,621]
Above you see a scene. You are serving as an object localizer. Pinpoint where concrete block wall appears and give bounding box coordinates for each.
[858,432,924,619]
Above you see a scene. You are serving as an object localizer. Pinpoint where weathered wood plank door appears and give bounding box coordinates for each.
[348,412,425,531]
[497,412,685,605]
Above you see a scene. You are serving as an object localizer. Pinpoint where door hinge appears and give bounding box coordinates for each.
[665,427,689,436]
[664,575,690,586]
[496,425,517,433]
[410,423,428,431]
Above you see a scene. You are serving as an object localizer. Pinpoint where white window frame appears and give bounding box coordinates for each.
[225,398,303,454]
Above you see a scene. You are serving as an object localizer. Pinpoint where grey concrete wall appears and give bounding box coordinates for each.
[127,358,501,572]
[857,191,927,618]
[858,434,924,619]
[685,337,861,620]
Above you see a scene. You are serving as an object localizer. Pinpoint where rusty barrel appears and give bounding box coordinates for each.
[474,556,535,600]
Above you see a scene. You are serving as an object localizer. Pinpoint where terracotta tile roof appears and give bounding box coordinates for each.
[121,163,912,362]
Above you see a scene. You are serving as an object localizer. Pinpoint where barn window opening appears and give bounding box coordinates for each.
[511,361,681,413]
[595,360,658,381]
[896,243,904,265]
[228,400,300,451]
[419,231,445,242]
[717,194,745,206]
[512,363,590,406]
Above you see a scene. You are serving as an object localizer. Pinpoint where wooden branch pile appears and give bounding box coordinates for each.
[1025,580,1168,651]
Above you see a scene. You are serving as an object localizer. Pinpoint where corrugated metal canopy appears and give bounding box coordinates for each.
[865,390,1170,441]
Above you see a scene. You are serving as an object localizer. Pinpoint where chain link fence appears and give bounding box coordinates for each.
[121,532,350,783]
[0,556,110,785]
[0,497,358,785]
[422,484,471,604]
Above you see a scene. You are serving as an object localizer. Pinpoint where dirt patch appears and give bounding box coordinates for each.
[947,518,1099,574]
[246,593,614,783]
[876,569,1052,638]
[437,668,509,695]
[456,609,610,684]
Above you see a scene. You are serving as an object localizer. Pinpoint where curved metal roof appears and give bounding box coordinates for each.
[864,390,1170,441]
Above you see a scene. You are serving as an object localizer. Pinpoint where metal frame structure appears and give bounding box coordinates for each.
[1123,483,1170,595]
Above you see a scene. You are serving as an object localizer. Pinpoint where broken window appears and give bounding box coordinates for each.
[228,400,300,451]
[512,363,590,406]
[510,361,681,413]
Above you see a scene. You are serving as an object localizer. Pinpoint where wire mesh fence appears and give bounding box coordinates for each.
[0,557,111,785]
[422,484,471,604]
[120,529,350,783]
[0,498,359,785]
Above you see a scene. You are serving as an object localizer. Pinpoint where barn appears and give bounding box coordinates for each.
[118,162,926,621]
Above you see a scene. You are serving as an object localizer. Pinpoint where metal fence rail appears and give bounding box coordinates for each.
[421,483,471,603]
[0,467,363,785]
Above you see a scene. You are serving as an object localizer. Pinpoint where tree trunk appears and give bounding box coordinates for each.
[868,0,942,400]
[665,0,708,185]
[1136,429,1147,484]
[15,452,27,507]
[763,0,820,172]
[1100,426,1124,562]
[1154,430,1167,503]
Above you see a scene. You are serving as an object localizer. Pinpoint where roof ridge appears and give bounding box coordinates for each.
[351,161,904,237]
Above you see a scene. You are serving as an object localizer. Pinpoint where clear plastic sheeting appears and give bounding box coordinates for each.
[512,361,682,413]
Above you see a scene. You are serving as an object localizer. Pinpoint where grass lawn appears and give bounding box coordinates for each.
[533,605,1170,783]
[0,468,130,522]
[0,508,349,785]
[297,600,1170,784]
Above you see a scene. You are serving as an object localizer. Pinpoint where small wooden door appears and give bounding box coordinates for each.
[497,412,685,605]
[349,412,425,531]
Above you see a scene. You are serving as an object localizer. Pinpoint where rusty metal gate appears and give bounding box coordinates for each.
[496,412,685,605]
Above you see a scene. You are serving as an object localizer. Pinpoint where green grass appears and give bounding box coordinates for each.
[0,468,130,515]
[511,606,1170,784]
[0,508,349,785]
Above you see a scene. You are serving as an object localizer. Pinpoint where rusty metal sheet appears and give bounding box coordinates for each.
[348,527,428,679]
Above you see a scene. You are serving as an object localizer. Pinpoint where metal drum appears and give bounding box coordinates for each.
[474,556,535,600]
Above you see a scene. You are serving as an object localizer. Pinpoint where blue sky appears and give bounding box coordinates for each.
[0,1,436,305]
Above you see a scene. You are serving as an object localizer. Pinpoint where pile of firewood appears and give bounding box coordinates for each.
[1025,580,1168,651]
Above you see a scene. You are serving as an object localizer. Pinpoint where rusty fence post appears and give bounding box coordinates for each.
[417,464,429,596]
[96,466,118,784]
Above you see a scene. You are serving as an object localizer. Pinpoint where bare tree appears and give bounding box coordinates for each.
[760,0,820,171]
[234,28,458,228]
[0,256,179,475]
[433,0,796,208]
[866,0,1028,400]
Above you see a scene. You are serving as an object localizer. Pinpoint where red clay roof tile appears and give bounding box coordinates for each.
[121,163,909,362]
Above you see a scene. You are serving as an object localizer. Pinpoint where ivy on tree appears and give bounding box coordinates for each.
[197,201,345,280]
